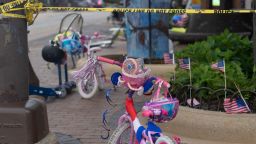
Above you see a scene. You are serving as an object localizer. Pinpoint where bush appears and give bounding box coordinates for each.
[175,30,255,92]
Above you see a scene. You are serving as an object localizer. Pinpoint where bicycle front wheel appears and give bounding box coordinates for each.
[77,73,99,99]
[108,122,137,144]
[96,65,105,90]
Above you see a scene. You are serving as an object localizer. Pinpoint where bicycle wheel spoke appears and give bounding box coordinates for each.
[81,75,95,94]
[117,125,133,144]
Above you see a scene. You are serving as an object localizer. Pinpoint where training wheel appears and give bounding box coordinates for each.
[155,136,176,144]
[55,86,67,98]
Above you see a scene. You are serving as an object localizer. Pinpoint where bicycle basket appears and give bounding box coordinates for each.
[142,97,179,123]
[142,80,179,123]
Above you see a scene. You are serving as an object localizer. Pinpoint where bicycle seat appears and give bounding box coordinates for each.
[88,47,102,52]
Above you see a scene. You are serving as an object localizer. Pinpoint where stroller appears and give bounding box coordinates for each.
[30,13,86,101]
[54,13,85,68]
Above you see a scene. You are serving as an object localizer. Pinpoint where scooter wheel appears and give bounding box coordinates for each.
[63,84,72,94]
[65,81,76,89]
[59,87,67,98]
[55,86,67,98]
[155,136,176,144]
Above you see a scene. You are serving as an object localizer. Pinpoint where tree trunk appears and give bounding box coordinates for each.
[253,0,256,65]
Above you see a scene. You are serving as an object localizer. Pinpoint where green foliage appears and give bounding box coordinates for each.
[175,30,255,91]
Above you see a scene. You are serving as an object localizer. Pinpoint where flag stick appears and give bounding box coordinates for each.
[173,54,176,81]
[234,82,251,112]
[224,59,227,99]
[189,58,192,99]
[173,70,176,81]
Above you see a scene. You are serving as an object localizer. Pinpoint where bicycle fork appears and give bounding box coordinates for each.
[125,95,146,144]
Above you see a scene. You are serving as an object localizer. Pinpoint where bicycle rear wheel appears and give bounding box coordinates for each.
[108,122,137,144]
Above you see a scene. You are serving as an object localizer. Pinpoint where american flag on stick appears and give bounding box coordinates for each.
[178,58,190,70]
[163,53,175,64]
[224,97,250,114]
[211,60,225,73]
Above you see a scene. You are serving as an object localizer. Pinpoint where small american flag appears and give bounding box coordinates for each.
[163,53,175,64]
[224,97,250,114]
[211,60,225,72]
[178,58,190,70]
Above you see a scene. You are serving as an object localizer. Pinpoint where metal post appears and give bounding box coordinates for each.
[125,0,170,60]
[253,0,256,65]
[58,64,62,85]
[148,0,152,63]
[64,63,68,82]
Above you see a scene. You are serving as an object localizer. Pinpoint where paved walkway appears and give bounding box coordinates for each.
[28,11,237,144]
[27,11,135,143]
[29,34,139,143]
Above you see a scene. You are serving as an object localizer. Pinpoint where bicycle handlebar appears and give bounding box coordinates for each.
[155,77,170,88]
[97,56,122,67]
[127,83,144,92]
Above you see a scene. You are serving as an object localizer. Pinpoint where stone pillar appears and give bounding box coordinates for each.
[125,0,170,59]
[29,61,40,86]
[0,1,51,143]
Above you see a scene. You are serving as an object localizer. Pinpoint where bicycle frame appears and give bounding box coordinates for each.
[117,95,165,144]
[73,34,122,99]
[113,77,177,144]
[73,57,100,81]
[84,35,122,67]
[73,55,121,80]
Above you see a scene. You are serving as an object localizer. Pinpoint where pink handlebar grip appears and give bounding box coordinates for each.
[97,56,122,67]
[156,77,170,88]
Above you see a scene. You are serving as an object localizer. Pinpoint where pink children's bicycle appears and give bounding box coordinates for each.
[107,58,180,144]
[72,34,122,98]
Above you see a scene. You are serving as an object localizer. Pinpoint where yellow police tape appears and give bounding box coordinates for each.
[2,12,25,18]
[41,8,256,14]
[0,0,26,14]
[7,7,256,14]
[1,0,256,21]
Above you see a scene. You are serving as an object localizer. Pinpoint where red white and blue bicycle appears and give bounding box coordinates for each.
[106,58,181,144]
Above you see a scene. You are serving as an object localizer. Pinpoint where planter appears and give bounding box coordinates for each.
[171,84,256,112]
[140,106,256,144]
